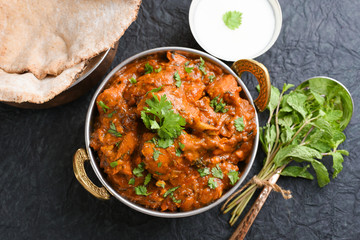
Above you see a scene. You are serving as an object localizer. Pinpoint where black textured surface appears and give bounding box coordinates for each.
[1,0,359,239]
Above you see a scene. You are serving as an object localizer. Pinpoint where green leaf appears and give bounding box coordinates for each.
[164,186,180,198]
[287,92,308,118]
[331,151,344,178]
[174,71,181,87]
[171,195,181,203]
[208,75,215,83]
[129,77,137,84]
[107,110,117,118]
[227,170,240,185]
[108,122,122,137]
[98,101,110,113]
[210,95,228,113]
[179,142,185,150]
[198,167,210,177]
[153,148,162,161]
[144,173,151,186]
[234,117,245,132]
[133,163,145,177]
[208,177,218,189]
[185,66,194,73]
[280,165,314,180]
[134,185,151,196]
[211,164,223,179]
[155,66,162,73]
[144,63,153,74]
[157,162,162,167]
[282,83,294,93]
[157,138,174,148]
[110,161,118,168]
[273,145,322,168]
[198,57,207,75]
[265,85,280,114]
[128,178,135,185]
[222,11,242,30]
[175,148,182,156]
[311,160,330,187]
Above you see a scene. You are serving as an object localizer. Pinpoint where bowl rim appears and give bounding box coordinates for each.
[85,46,259,218]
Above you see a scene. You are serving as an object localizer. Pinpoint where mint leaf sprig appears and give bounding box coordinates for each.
[222,79,350,226]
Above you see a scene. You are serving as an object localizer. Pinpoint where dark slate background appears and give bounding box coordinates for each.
[1,0,359,239]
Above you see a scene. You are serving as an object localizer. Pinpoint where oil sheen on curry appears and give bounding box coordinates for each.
[90,51,257,212]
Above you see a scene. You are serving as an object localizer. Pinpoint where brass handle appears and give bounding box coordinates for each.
[231,59,271,112]
[73,148,111,200]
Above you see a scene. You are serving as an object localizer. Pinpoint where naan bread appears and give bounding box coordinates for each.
[0,0,141,79]
[0,62,85,103]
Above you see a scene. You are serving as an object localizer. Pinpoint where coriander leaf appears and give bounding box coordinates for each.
[134,185,151,196]
[179,142,185,150]
[128,178,135,185]
[223,11,242,30]
[144,62,153,74]
[156,180,165,188]
[227,170,240,185]
[129,77,137,84]
[107,110,117,118]
[157,138,174,148]
[208,75,215,83]
[98,101,110,113]
[157,162,162,167]
[171,195,181,204]
[198,167,210,177]
[208,177,218,189]
[210,95,228,113]
[144,173,152,186]
[108,122,122,137]
[185,66,194,73]
[198,57,207,75]
[234,117,245,132]
[133,163,145,177]
[280,165,314,180]
[153,148,162,161]
[174,71,181,87]
[175,148,182,156]
[211,164,223,179]
[110,161,118,168]
[311,160,330,187]
[155,66,162,73]
[164,186,180,198]
[185,61,190,66]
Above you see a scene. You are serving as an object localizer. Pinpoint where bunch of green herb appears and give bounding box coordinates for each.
[223,79,350,225]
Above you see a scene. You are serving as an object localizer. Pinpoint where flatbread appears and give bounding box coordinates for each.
[0,0,141,79]
[0,62,85,103]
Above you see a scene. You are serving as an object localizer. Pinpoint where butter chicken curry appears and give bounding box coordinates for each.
[90,51,257,211]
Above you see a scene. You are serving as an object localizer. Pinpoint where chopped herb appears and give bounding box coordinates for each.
[185,61,190,66]
[164,186,180,198]
[98,101,110,113]
[157,138,174,148]
[157,162,162,167]
[153,148,162,161]
[198,167,210,177]
[227,170,240,185]
[171,195,181,204]
[110,161,118,168]
[211,164,223,179]
[156,180,165,188]
[210,95,228,113]
[155,66,162,73]
[146,86,163,96]
[133,162,145,177]
[107,110,117,118]
[234,117,245,132]
[174,71,182,87]
[128,178,135,185]
[144,63,153,74]
[144,173,151,186]
[175,148,182,157]
[198,57,207,75]
[134,185,151,196]
[179,142,185,150]
[223,11,243,30]
[208,177,218,189]
[115,141,121,147]
[108,122,122,137]
[185,66,194,73]
[129,77,137,84]
[208,75,215,83]
[155,171,163,175]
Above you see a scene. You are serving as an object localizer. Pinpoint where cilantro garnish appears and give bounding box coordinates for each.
[210,95,228,113]
[108,122,122,137]
[144,63,153,74]
[227,170,240,185]
[223,11,242,30]
[174,71,182,87]
[146,86,163,96]
[129,77,137,84]
[171,195,181,204]
[179,142,185,150]
[110,161,118,168]
[155,66,162,73]
[208,177,218,189]
[141,94,186,141]
[164,186,180,198]
[98,101,109,113]
[107,110,116,118]
[134,185,152,196]
[185,66,194,73]
[175,148,182,157]
[153,148,162,161]
[157,138,174,148]
[156,180,165,188]
[234,117,245,132]
[211,164,223,179]
[185,61,190,66]
[133,163,145,177]
[157,162,162,167]
[128,178,135,185]
[144,173,151,186]
[198,167,210,177]
[208,75,215,83]
[198,57,207,75]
